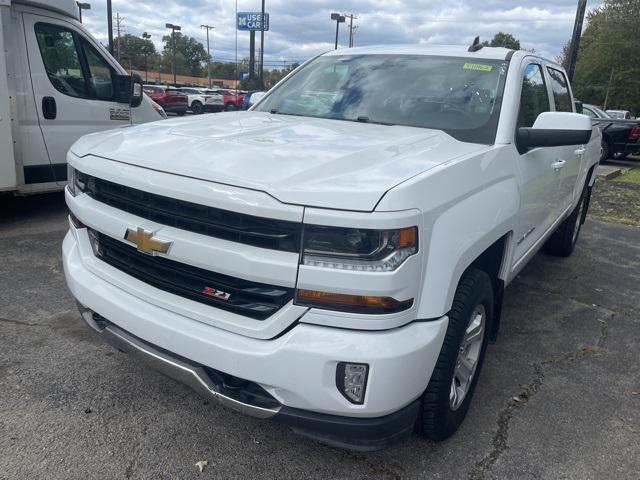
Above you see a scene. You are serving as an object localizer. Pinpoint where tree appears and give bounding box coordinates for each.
[161,32,208,77]
[482,32,521,50]
[561,0,640,113]
[117,34,157,71]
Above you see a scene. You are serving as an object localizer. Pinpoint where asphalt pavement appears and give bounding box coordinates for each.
[0,193,639,479]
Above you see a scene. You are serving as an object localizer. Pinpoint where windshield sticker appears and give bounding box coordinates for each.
[463,63,493,72]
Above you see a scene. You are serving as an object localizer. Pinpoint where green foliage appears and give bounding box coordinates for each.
[117,34,157,71]
[161,32,209,77]
[482,32,521,50]
[564,0,640,114]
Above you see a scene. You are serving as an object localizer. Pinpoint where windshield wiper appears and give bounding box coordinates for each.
[354,116,395,126]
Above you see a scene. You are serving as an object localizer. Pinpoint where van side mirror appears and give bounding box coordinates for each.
[130,73,144,108]
[516,112,592,154]
[113,74,132,104]
[574,100,583,114]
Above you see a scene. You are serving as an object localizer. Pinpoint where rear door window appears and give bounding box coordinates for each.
[35,23,89,98]
[517,64,551,128]
[546,67,573,112]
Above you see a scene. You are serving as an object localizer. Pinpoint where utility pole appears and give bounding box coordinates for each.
[106,0,113,55]
[603,68,615,110]
[344,13,358,48]
[114,12,123,61]
[259,0,266,90]
[201,25,215,88]
[331,13,345,50]
[566,0,587,83]
[165,23,182,86]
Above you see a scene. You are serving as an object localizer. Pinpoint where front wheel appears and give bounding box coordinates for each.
[417,269,493,441]
[225,102,237,111]
[601,139,611,162]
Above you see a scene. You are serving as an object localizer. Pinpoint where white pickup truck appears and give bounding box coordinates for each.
[63,44,600,450]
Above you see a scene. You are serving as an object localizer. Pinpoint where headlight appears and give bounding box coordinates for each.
[66,166,89,197]
[301,225,418,272]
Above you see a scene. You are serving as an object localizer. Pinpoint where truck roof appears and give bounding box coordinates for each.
[323,44,514,60]
[12,0,79,20]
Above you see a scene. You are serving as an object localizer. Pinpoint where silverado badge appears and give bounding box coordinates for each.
[124,227,172,255]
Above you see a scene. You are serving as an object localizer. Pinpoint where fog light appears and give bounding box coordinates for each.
[336,362,369,404]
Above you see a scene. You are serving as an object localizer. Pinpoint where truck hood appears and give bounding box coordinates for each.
[71,111,486,211]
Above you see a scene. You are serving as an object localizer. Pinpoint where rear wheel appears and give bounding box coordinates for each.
[225,102,236,111]
[417,269,493,441]
[544,184,590,257]
[191,101,204,114]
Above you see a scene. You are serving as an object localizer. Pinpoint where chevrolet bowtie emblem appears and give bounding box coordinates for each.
[124,227,172,255]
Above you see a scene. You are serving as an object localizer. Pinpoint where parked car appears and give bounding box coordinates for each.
[212,89,244,111]
[201,89,225,113]
[143,85,188,116]
[606,109,632,120]
[242,91,267,110]
[64,44,600,450]
[0,0,164,196]
[584,104,640,160]
[176,87,208,114]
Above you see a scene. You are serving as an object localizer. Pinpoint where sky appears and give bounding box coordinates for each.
[80,0,604,68]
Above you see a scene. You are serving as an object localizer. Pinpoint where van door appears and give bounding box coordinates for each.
[22,13,132,184]
[513,62,562,261]
[545,66,584,212]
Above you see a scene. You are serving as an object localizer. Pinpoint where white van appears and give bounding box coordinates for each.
[0,0,165,195]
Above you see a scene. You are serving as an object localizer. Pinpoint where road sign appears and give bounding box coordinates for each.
[237,12,269,31]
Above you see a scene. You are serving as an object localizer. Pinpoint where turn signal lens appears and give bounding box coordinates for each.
[296,289,413,314]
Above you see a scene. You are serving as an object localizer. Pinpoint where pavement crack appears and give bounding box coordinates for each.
[0,317,44,328]
[468,364,545,480]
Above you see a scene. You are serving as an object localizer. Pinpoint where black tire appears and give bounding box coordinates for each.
[601,139,611,162]
[417,269,493,441]
[544,184,590,257]
[191,101,204,114]
[225,102,236,111]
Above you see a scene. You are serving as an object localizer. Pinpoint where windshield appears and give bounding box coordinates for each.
[256,54,509,143]
[592,105,611,118]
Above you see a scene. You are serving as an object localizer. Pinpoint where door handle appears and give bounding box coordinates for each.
[42,96,57,120]
[574,147,586,156]
[551,160,566,171]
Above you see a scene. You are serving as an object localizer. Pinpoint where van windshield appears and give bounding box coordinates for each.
[255,55,509,144]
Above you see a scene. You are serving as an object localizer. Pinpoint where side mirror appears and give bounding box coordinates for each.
[130,73,144,108]
[517,112,592,154]
[574,100,583,114]
[113,74,132,104]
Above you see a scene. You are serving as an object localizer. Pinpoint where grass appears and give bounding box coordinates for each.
[589,164,640,226]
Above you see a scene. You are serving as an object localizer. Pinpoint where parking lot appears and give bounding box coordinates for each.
[0,191,638,480]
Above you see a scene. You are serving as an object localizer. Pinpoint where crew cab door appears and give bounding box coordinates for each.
[545,66,584,212]
[22,13,131,183]
[513,62,562,258]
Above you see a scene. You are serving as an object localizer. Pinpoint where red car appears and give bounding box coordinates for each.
[143,85,188,116]
[213,89,245,111]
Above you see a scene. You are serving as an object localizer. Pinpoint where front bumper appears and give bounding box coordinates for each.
[63,230,447,448]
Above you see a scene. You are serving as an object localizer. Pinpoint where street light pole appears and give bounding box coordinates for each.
[106,0,113,54]
[142,32,151,84]
[201,24,215,88]
[259,0,265,90]
[331,13,345,50]
[165,23,181,85]
[76,2,90,23]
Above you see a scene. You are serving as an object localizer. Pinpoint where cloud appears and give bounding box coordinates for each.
[80,0,603,66]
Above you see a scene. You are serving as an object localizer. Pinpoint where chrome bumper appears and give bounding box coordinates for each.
[78,305,281,420]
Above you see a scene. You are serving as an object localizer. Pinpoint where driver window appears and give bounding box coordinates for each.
[517,64,551,129]
[81,39,114,101]
[35,23,89,99]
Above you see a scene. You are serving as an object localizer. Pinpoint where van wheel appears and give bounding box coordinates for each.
[417,269,493,441]
[191,101,204,114]
[544,184,590,257]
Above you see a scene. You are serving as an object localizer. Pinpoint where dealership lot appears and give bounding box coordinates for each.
[0,193,639,479]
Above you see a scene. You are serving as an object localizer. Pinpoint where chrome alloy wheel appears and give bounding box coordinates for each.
[450,304,486,410]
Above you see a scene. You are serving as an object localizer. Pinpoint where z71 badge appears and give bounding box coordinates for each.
[110,107,131,121]
[202,287,231,301]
